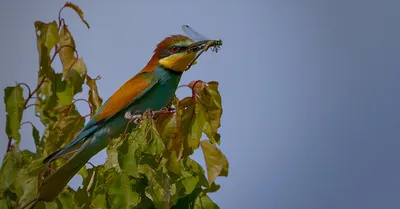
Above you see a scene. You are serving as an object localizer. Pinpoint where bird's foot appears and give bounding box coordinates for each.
[124,107,175,124]
[124,110,143,124]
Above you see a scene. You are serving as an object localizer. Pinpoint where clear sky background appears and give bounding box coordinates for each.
[1,1,400,209]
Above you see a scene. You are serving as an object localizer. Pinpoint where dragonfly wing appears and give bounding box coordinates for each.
[182,25,209,41]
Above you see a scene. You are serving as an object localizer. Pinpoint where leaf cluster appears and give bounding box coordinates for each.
[0,3,228,209]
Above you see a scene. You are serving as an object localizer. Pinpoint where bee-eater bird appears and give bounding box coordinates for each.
[38,33,216,201]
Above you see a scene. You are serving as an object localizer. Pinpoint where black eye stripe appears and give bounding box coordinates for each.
[159,45,188,58]
[171,45,187,52]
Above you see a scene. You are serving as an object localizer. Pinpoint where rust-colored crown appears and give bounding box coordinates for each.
[140,35,192,73]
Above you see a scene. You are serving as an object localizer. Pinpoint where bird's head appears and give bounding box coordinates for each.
[153,35,206,72]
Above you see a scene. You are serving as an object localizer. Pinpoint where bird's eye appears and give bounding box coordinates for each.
[170,46,181,53]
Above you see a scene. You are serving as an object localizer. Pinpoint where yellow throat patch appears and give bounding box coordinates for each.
[159,52,198,72]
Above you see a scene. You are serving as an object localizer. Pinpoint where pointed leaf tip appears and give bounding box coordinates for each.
[200,140,229,185]
[63,2,90,29]
[86,75,103,113]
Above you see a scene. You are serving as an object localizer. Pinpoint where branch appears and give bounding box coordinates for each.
[24,76,45,109]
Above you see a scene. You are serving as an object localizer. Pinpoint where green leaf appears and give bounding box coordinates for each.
[77,165,88,179]
[44,201,58,209]
[193,81,223,144]
[182,158,208,188]
[0,199,8,209]
[166,151,180,175]
[92,194,108,208]
[34,21,58,84]
[63,2,90,29]
[57,114,85,145]
[155,101,183,159]
[106,171,141,209]
[17,177,37,206]
[134,116,165,156]
[144,169,175,209]
[194,193,219,209]
[144,122,165,156]
[0,152,18,193]
[42,108,84,155]
[4,86,24,143]
[34,21,59,52]
[57,189,76,209]
[118,134,139,177]
[200,140,229,185]
[181,176,199,195]
[87,166,108,208]
[80,167,100,199]
[86,75,103,113]
[67,59,87,94]
[74,187,89,209]
[59,24,77,77]
[171,188,202,209]
[31,124,41,153]
[203,182,221,194]
[178,98,204,158]
[105,139,122,173]
[45,21,59,50]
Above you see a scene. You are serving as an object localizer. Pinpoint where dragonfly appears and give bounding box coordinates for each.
[182,25,223,53]
[181,25,222,69]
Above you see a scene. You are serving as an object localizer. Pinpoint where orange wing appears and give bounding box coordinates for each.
[95,72,158,121]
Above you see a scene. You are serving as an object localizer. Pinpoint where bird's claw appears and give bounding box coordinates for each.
[125,107,175,124]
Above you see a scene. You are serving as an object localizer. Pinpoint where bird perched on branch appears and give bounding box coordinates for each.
[38,31,220,201]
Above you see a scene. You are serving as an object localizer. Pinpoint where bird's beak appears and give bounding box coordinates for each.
[186,40,210,53]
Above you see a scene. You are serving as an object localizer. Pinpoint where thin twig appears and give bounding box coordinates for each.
[73,98,93,116]
[86,162,95,168]
[24,76,46,108]
[51,44,82,68]
[58,5,66,28]
[21,121,34,127]
[25,103,39,109]
[49,45,59,64]
[177,84,189,89]
[6,136,12,152]
[18,83,32,96]
[73,98,92,107]
[82,114,91,118]
[58,45,79,58]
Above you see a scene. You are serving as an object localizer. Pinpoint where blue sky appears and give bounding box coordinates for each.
[1,1,400,209]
